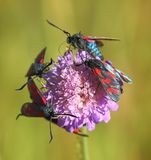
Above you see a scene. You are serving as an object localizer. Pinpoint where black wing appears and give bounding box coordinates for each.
[92,61,122,102]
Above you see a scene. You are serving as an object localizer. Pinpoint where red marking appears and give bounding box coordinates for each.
[113,88,119,94]
[26,48,46,77]
[28,79,47,105]
[83,36,95,42]
[40,59,44,64]
[101,78,111,84]
[35,49,45,64]
[73,129,80,134]
[83,36,89,40]
[94,68,101,75]
[107,88,112,93]
[41,96,47,105]
[120,72,124,76]
[107,71,115,78]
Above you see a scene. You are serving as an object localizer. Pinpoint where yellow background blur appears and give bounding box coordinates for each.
[0,0,151,160]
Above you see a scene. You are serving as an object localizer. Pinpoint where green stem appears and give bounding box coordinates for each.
[76,127,89,160]
[82,127,89,160]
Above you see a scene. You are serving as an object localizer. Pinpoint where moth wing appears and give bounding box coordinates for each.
[27,78,47,105]
[115,68,133,84]
[22,102,44,117]
[84,36,119,48]
[93,67,122,102]
[25,47,47,77]
[35,47,46,64]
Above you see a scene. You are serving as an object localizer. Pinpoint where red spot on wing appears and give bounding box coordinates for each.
[107,71,115,78]
[36,53,44,64]
[83,36,95,42]
[113,88,119,94]
[39,58,44,64]
[107,88,112,93]
[107,87,120,95]
[26,48,46,77]
[35,47,46,64]
[120,72,124,75]
[101,78,111,84]
[94,68,101,75]
[83,36,89,40]
[28,79,47,105]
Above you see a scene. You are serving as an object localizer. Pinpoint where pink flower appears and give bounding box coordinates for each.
[42,50,119,132]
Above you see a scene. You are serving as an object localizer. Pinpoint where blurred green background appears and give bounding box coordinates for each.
[0,0,151,160]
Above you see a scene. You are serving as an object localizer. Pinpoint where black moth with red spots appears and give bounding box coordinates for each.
[16,78,87,142]
[84,59,123,102]
[16,47,53,91]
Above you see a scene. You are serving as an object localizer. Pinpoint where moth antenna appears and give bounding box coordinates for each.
[54,113,77,118]
[47,20,71,36]
[16,113,23,120]
[41,59,53,73]
[16,77,36,91]
[58,40,66,54]
[15,82,28,91]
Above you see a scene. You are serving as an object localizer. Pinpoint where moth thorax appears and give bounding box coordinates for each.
[43,106,54,118]
[33,63,45,74]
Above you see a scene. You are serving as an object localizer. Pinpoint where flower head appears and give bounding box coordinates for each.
[42,50,119,132]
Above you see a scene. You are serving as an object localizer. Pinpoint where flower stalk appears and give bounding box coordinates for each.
[76,127,89,160]
[81,127,89,160]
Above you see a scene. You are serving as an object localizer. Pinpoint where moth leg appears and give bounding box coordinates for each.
[49,118,53,143]
[16,82,28,91]
[16,113,23,120]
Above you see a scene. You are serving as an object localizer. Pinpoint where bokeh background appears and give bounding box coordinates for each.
[0,0,151,160]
